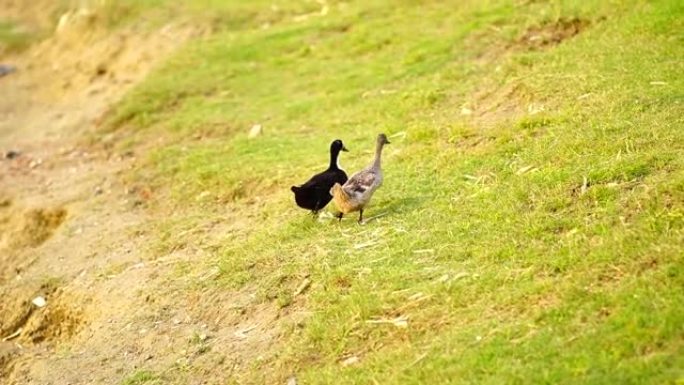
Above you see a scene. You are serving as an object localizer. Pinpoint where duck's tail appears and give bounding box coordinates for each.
[290,186,300,193]
[330,183,343,198]
[330,183,352,207]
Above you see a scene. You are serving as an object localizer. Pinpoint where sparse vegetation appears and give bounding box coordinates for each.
[0,21,34,53]
[121,370,161,385]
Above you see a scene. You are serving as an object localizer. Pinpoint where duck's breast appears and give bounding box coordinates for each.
[374,171,383,188]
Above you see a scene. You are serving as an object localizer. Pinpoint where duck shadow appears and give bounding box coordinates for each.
[355,195,428,224]
[380,196,426,213]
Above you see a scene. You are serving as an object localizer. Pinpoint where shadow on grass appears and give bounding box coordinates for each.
[362,195,428,223]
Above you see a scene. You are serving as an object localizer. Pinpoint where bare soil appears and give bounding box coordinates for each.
[518,18,589,50]
[1,5,287,384]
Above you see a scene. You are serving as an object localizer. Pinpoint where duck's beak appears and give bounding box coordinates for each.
[385,140,391,144]
[342,146,349,152]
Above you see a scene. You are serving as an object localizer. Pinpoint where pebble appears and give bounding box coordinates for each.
[248,124,262,138]
[0,64,17,77]
[29,158,43,169]
[4,150,20,159]
[32,296,47,308]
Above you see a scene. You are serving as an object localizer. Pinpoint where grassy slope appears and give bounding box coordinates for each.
[107,0,683,383]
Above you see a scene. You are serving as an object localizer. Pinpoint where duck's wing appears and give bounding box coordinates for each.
[343,170,376,196]
[335,169,349,185]
[297,169,331,190]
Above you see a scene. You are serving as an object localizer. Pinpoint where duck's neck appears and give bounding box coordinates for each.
[329,148,341,170]
[372,141,385,169]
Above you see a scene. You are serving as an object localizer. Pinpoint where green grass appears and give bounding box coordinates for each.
[121,370,161,385]
[0,21,34,53]
[107,0,683,383]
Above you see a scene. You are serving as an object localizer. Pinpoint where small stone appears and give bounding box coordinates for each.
[0,64,17,78]
[32,296,47,308]
[4,150,20,159]
[248,124,262,138]
[196,191,211,201]
[341,356,359,366]
[29,158,43,169]
[94,186,103,195]
[95,63,107,76]
[527,103,545,115]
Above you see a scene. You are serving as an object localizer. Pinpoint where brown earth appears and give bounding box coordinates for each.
[1,4,292,384]
[518,18,589,50]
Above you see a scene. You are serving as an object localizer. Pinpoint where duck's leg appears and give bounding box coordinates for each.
[358,209,364,224]
[336,212,344,222]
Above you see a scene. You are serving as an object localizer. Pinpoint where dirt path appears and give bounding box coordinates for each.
[0,10,217,384]
[0,6,294,383]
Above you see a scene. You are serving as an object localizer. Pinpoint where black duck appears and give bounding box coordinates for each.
[291,139,349,215]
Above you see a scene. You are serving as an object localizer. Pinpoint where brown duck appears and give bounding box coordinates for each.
[330,133,390,223]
